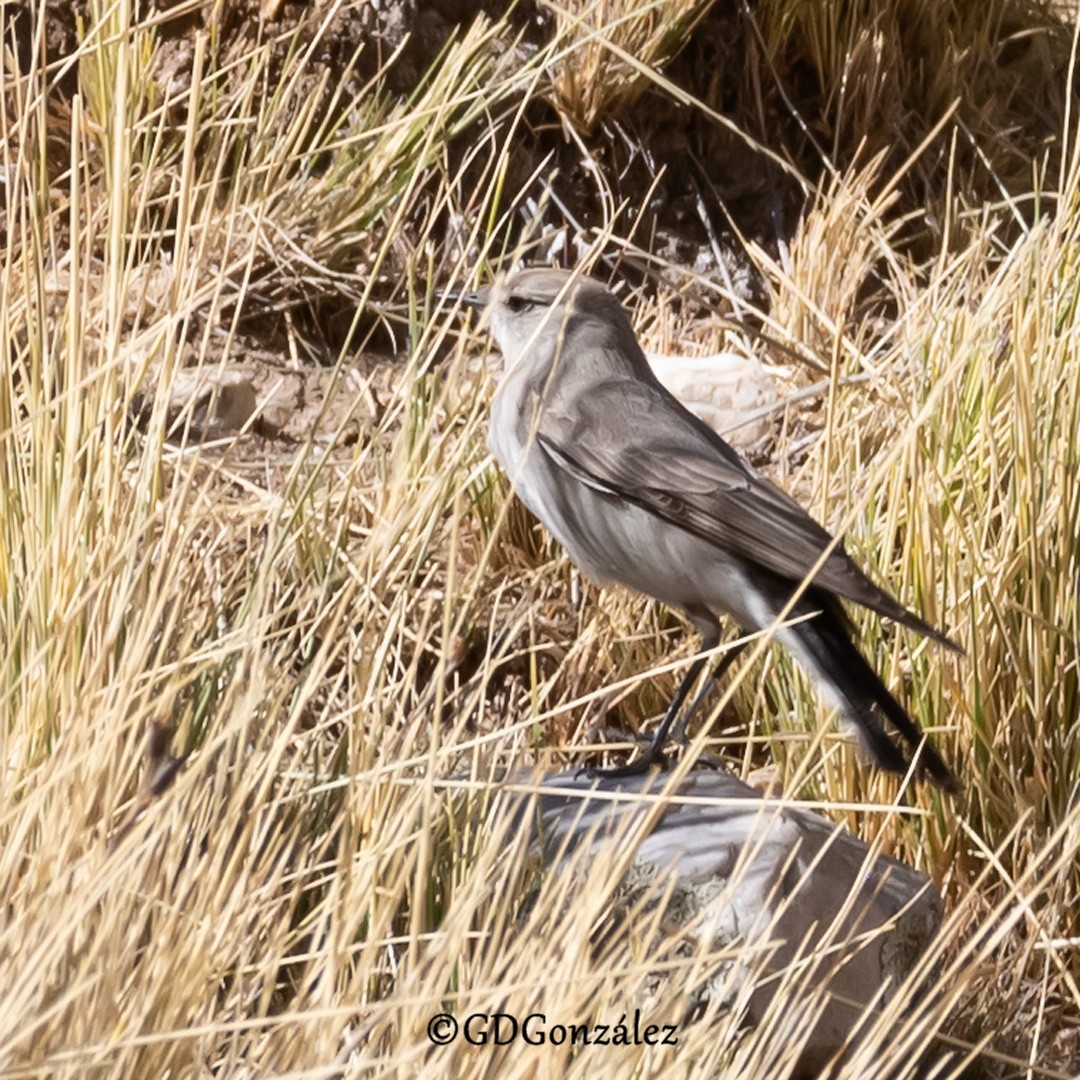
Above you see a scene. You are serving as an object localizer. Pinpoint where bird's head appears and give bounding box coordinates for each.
[458,268,627,370]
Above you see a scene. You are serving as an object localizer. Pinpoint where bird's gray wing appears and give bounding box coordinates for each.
[536,368,959,650]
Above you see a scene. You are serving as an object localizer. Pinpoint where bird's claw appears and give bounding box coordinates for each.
[577,749,670,781]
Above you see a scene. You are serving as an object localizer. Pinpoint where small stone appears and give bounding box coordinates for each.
[645,350,778,449]
[165,369,257,440]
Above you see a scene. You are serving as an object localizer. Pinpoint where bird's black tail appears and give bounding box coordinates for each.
[787,593,958,793]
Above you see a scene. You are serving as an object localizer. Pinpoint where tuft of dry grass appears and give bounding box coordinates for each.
[2,0,1079,1077]
[756,0,1072,211]
[545,0,717,135]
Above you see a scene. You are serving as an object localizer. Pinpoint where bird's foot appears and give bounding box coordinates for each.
[576,735,726,780]
[578,747,670,781]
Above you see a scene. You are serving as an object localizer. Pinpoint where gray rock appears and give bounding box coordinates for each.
[499,769,941,1071]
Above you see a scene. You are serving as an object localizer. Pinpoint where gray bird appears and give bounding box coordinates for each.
[461,267,960,790]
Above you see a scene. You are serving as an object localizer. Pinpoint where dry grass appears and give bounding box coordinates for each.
[545,0,717,135]
[756,0,1071,211]
[2,0,1079,1076]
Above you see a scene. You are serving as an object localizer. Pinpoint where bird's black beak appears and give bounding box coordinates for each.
[441,285,490,312]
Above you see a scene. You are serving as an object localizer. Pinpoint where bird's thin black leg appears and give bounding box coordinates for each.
[589,654,711,779]
[667,640,748,746]
[589,611,730,779]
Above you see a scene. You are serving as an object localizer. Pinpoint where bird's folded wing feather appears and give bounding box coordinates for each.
[536,368,959,650]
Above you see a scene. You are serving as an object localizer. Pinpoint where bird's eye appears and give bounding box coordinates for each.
[506,295,532,313]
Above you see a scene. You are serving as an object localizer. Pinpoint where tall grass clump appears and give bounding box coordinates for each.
[547,0,717,134]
